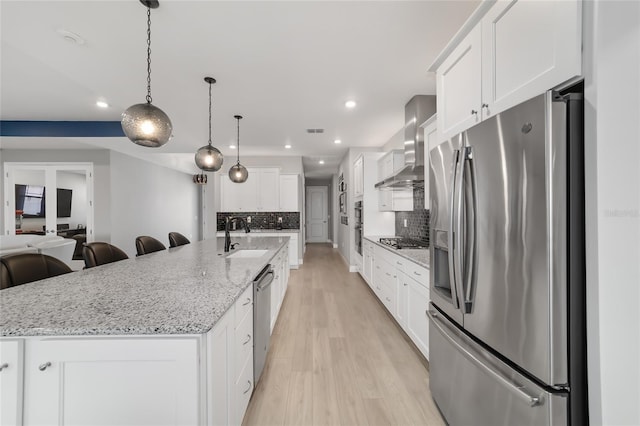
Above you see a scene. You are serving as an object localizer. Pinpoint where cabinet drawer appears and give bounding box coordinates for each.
[234,309,253,381]
[235,286,253,328]
[402,260,429,288]
[376,257,396,286]
[235,356,254,424]
[374,245,396,266]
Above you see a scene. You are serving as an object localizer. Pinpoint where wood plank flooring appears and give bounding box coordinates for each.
[243,243,444,426]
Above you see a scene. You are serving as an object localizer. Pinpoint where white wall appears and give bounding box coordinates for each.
[109,151,199,258]
[583,1,640,424]
[0,149,111,242]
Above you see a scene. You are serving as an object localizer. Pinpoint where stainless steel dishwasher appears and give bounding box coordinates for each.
[253,264,273,385]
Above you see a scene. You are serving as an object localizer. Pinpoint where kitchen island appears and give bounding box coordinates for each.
[0,236,292,426]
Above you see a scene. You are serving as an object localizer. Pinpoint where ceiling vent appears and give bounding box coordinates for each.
[306,128,324,134]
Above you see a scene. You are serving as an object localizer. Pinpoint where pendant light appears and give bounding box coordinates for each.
[121,0,173,148]
[194,77,224,171]
[229,115,248,183]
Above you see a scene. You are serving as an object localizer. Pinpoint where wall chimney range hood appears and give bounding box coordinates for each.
[375,95,436,189]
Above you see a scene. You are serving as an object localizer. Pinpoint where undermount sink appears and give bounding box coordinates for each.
[226,249,268,259]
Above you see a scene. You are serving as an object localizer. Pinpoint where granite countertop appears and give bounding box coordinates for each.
[364,236,430,269]
[0,237,289,337]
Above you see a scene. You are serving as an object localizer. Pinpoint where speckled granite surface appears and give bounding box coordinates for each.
[0,237,288,337]
[364,236,430,269]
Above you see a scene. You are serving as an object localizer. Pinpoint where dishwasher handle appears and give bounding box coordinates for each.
[255,266,274,291]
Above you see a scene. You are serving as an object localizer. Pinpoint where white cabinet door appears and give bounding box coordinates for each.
[424,117,438,210]
[406,277,430,360]
[481,0,582,117]
[437,24,482,139]
[287,235,299,268]
[0,339,23,426]
[378,189,392,211]
[397,273,409,332]
[209,308,234,426]
[353,156,364,197]
[222,174,257,212]
[279,174,299,211]
[258,168,280,211]
[24,337,200,426]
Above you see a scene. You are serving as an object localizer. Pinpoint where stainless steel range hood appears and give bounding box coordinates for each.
[375,95,436,189]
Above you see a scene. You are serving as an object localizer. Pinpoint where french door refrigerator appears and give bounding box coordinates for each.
[428,89,587,426]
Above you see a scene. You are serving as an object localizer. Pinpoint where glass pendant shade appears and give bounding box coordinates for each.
[229,163,248,183]
[195,144,224,172]
[121,103,173,147]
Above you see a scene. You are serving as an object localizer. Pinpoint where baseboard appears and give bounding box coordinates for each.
[349,265,358,273]
[332,243,338,249]
[298,258,303,265]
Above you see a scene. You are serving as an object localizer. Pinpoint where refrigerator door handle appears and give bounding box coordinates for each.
[427,309,544,408]
[448,149,461,309]
[453,146,467,311]
[462,146,477,313]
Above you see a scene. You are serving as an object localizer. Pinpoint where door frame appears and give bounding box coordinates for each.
[305,185,329,243]
[3,162,95,242]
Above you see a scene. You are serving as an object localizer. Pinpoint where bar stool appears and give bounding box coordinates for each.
[82,242,129,269]
[168,232,190,248]
[1,253,72,289]
[135,236,166,256]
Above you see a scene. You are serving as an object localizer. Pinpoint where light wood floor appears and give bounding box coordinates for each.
[243,243,445,426]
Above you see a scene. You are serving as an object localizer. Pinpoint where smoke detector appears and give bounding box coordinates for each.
[56,29,85,45]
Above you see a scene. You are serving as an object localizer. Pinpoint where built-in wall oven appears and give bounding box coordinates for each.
[354,201,363,255]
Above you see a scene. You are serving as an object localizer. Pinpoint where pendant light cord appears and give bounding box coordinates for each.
[236,117,240,164]
[208,82,213,145]
[146,6,152,104]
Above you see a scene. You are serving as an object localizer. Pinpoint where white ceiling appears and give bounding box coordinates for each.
[0,0,478,177]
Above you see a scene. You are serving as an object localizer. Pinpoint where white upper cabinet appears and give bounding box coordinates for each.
[481,0,582,117]
[279,174,299,211]
[434,0,582,139]
[437,24,483,139]
[377,150,413,212]
[353,155,364,198]
[257,168,279,211]
[422,115,438,210]
[221,168,280,212]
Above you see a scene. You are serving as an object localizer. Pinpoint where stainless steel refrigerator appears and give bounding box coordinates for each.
[428,88,587,426]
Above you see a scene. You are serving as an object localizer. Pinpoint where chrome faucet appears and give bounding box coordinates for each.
[225,217,250,252]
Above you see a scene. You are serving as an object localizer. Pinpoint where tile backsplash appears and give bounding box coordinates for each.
[395,187,430,245]
[217,212,300,231]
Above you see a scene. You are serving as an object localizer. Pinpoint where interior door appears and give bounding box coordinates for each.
[305,186,328,243]
[4,163,94,243]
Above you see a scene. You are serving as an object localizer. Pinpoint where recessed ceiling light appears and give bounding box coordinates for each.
[284,144,292,149]
[334,139,342,144]
[229,145,236,149]
[319,160,325,165]
[345,100,356,109]
[96,101,109,108]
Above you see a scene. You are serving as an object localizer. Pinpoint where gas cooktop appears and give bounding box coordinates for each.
[379,237,429,250]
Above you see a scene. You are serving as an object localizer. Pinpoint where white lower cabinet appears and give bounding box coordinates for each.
[23,337,200,426]
[270,245,289,333]
[366,241,430,360]
[402,272,430,359]
[0,339,23,426]
[209,308,235,426]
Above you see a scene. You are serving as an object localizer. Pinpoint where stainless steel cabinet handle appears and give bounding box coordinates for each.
[413,271,421,276]
[427,310,543,407]
[404,283,408,287]
[471,109,478,115]
[385,272,391,277]
[39,362,52,371]
[0,363,8,371]
[243,380,252,394]
[385,297,391,302]
[242,298,251,306]
[397,261,403,266]
[243,334,252,345]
